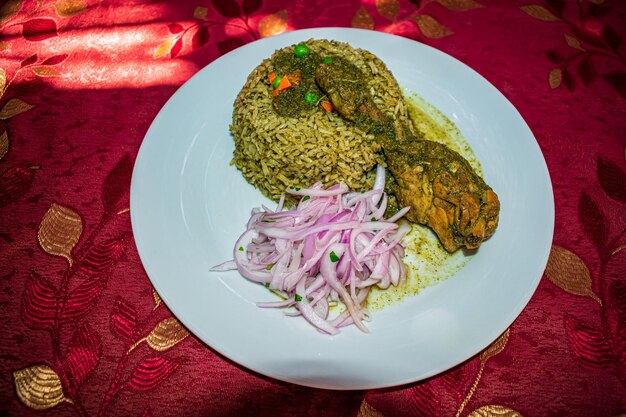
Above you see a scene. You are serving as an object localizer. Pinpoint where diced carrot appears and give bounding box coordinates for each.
[277,76,292,91]
[270,73,294,96]
[320,100,334,112]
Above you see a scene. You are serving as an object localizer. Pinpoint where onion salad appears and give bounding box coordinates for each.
[210,165,411,335]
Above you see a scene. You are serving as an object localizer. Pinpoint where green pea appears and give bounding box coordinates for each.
[294,44,310,58]
[273,76,282,89]
[322,57,333,64]
[304,92,319,104]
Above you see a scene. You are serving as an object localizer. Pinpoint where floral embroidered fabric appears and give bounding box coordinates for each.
[0,0,624,416]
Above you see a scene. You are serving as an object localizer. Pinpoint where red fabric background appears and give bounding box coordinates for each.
[0,0,625,416]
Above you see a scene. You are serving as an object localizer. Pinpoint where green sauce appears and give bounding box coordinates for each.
[405,91,482,174]
[272,49,326,118]
[367,91,477,311]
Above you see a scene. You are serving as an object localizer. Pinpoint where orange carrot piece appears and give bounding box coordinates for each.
[270,74,294,97]
[321,100,334,112]
[277,76,292,91]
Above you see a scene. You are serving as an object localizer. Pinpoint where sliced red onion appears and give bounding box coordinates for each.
[287,183,349,197]
[209,260,236,271]
[257,298,295,308]
[386,206,411,223]
[372,164,386,199]
[210,165,411,334]
[297,298,339,335]
[276,193,285,212]
[312,296,329,320]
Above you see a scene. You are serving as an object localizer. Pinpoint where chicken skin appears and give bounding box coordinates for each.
[315,58,500,252]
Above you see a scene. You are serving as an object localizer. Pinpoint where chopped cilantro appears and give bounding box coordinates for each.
[329,251,340,262]
[294,294,303,302]
[238,246,244,251]
[302,195,310,201]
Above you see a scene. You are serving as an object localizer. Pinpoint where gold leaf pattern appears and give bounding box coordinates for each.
[153,289,162,310]
[436,0,482,11]
[457,328,512,417]
[520,5,559,22]
[376,0,400,21]
[54,0,87,17]
[548,68,562,88]
[357,400,385,417]
[414,14,453,39]
[0,98,34,120]
[32,66,59,77]
[0,0,22,25]
[545,245,601,305]
[258,10,288,38]
[352,7,374,30]
[145,318,189,351]
[154,39,174,59]
[0,67,6,95]
[194,6,208,20]
[564,34,584,51]
[613,244,626,256]
[0,130,8,160]
[38,203,83,267]
[480,328,510,362]
[13,365,70,410]
[467,405,523,417]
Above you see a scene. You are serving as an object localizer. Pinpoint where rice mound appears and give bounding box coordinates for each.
[230,39,411,202]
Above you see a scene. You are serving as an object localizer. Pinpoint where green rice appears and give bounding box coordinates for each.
[230,39,412,201]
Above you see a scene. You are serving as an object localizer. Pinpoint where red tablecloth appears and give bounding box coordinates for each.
[1,0,625,416]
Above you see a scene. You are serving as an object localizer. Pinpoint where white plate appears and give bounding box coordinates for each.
[130,28,554,390]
